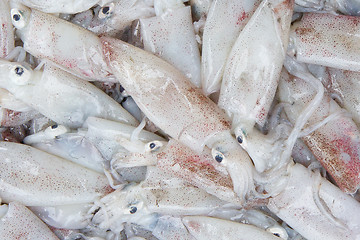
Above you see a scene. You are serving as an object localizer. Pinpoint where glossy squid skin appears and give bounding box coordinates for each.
[218,0,294,134]
[141,6,201,88]
[0,141,112,206]
[323,67,360,127]
[182,216,281,240]
[101,36,256,203]
[13,6,114,82]
[101,36,230,153]
[268,164,360,240]
[0,60,137,128]
[15,0,110,14]
[291,13,360,72]
[156,139,242,205]
[0,202,59,240]
[201,0,261,96]
[278,70,360,193]
[0,0,14,58]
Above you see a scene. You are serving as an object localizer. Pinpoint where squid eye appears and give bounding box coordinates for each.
[11,9,28,29]
[211,149,226,163]
[10,65,32,85]
[145,141,163,152]
[235,128,247,145]
[266,227,288,239]
[44,124,69,138]
[98,3,114,19]
[14,66,24,76]
[129,206,137,214]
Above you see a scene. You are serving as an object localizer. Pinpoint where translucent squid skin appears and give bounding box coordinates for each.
[324,67,360,127]
[101,36,255,203]
[141,6,201,88]
[201,0,261,96]
[0,141,112,206]
[182,216,282,240]
[113,138,243,205]
[0,60,138,128]
[101,36,230,153]
[218,0,294,134]
[11,6,114,82]
[0,108,39,127]
[291,13,360,72]
[0,202,59,240]
[278,70,360,193]
[15,0,110,14]
[267,163,360,240]
[155,139,243,205]
[0,0,14,58]
[92,168,229,233]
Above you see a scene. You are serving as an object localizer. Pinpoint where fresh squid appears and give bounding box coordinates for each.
[92,166,229,233]
[278,68,360,193]
[0,141,112,206]
[10,5,114,82]
[290,13,360,72]
[100,36,255,203]
[0,0,14,58]
[12,0,112,14]
[0,202,59,239]
[0,61,138,128]
[218,0,294,139]
[201,0,261,96]
[140,5,201,87]
[182,216,283,240]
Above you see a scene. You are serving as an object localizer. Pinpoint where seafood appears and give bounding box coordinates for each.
[11,5,114,81]
[290,13,360,72]
[141,5,201,87]
[0,61,138,128]
[23,124,106,173]
[101,36,255,203]
[218,0,293,137]
[1,1,360,239]
[267,163,360,240]
[278,68,360,193]
[0,202,59,239]
[13,0,112,14]
[182,216,282,240]
[201,0,261,96]
[0,141,112,206]
[98,0,155,32]
[0,0,14,58]
[92,166,229,232]
[322,67,360,126]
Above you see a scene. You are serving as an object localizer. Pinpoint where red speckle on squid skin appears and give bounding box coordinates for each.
[156,142,234,191]
[303,118,360,193]
[236,12,248,25]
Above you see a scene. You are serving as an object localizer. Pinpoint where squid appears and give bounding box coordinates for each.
[0,202,59,239]
[218,0,294,139]
[0,60,138,128]
[10,5,114,82]
[100,36,255,203]
[201,0,261,96]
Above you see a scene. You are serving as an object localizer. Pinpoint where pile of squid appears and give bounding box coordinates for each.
[0,0,359,239]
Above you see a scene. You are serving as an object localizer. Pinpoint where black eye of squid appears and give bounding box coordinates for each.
[102,6,110,15]
[129,206,137,214]
[237,136,243,144]
[51,124,58,129]
[15,67,24,76]
[149,142,156,149]
[273,233,281,237]
[13,14,21,21]
[215,154,223,163]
